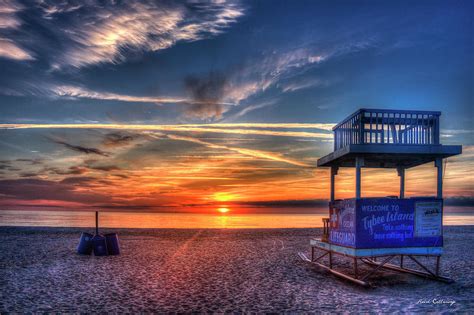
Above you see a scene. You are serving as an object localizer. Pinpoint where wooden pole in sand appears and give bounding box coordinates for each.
[95,211,99,235]
[398,167,405,199]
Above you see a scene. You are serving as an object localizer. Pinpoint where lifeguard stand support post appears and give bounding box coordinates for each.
[300,108,462,286]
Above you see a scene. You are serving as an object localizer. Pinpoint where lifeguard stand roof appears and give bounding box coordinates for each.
[317,108,462,169]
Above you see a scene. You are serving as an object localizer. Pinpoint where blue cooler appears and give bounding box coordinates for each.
[77,232,93,255]
[105,233,120,255]
[92,235,108,256]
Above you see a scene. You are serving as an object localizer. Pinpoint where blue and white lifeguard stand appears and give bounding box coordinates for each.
[300,108,462,286]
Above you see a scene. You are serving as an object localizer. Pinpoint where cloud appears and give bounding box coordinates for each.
[184,71,229,120]
[15,158,43,165]
[19,172,37,177]
[37,1,244,68]
[0,38,34,61]
[220,49,328,103]
[280,78,330,93]
[59,176,98,185]
[48,138,109,156]
[237,199,328,207]
[87,164,121,172]
[0,178,110,203]
[1,123,334,139]
[228,100,278,119]
[36,1,82,19]
[51,85,188,104]
[102,132,136,147]
[165,134,311,167]
[441,129,474,138]
[0,1,34,61]
[50,84,234,107]
[46,166,88,175]
[213,38,376,105]
[444,197,474,207]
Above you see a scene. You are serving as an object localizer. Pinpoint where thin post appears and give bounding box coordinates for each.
[355,157,364,199]
[436,256,440,276]
[434,115,440,144]
[435,158,443,199]
[330,166,338,202]
[398,167,405,199]
[95,211,99,235]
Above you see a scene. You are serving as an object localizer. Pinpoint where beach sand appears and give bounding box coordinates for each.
[0,226,473,313]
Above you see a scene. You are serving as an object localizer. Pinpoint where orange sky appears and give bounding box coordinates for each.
[0,124,472,213]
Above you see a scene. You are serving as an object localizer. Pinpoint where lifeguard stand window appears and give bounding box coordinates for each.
[333,109,440,151]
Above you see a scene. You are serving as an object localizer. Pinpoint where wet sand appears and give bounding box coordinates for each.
[0,226,473,313]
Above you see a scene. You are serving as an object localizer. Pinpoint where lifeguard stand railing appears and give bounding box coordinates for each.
[333,109,440,151]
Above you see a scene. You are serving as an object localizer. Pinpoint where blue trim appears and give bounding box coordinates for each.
[310,238,443,257]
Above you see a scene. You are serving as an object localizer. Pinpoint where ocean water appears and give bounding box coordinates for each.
[1,208,473,228]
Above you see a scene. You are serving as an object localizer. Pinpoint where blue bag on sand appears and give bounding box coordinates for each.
[77,232,93,255]
[92,234,108,256]
[105,233,120,255]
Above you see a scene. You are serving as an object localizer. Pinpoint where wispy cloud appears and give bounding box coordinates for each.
[0,1,244,67]
[210,40,370,107]
[228,100,278,119]
[52,85,190,104]
[219,49,329,105]
[48,137,109,157]
[102,132,137,147]
[280,78,330,93]
[0,123,334,138]
[0,0,22,28]
[0,38,34,60]
[0,0,33,61]
[43,1,244,68]
[441,129,474,138]
[165,134,311,167]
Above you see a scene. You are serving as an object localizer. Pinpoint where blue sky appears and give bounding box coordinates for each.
[0,0,472,129]
[0,0,472,211]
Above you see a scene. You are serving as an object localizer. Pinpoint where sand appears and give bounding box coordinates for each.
[0,226,473,313]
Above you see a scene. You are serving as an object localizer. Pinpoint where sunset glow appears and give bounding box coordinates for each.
[217,207,230,214]
[0,0,472,213]
[0,123,471,213]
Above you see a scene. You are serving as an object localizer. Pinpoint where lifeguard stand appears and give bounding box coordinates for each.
[299,109,462,286]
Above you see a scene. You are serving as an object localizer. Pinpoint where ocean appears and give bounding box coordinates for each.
[1,208,473,228]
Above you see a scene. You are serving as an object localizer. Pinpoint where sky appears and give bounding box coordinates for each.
[0,0,472,213]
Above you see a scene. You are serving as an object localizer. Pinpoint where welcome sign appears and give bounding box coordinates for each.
[329,198,443,249]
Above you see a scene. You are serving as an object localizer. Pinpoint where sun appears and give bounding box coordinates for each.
[217,207,230,214]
